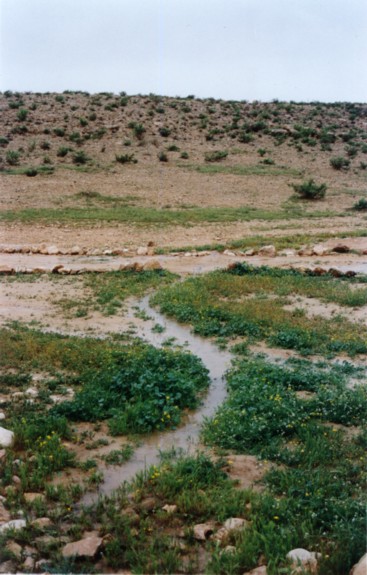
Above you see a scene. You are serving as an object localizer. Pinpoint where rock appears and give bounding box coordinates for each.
[244,249,256,256]
[286,548,319,574]
[0,519,27,534]
[31,267,49,274]
[345,270,356,277]
[311,266,327,276]
[193,522,215,541]
[31,517,52,529]
[6,541,22,559]
[350,554,367,575]
[0,501,11,523]
[222,545,236,554]
[142,260,162,271]
[137,246,148,256]
[121,507,140,526]
[279,249,296,257]
[224,517,248,532]
[243,567,267,575]
[0,413,5,421]
[12,475,21,486]
[140,497,157,512]
[258,245,277,257]
[0,560,16,573]
[329,268,342,277]
[332,244,350,253]
[0,266,15,275]
[312,244,329,256]
[162,504,177,514]
[0,427,14,448]
[298,247,313,256]
[223,249,236,257]
[45,245,59,255]
[24,492,45,503]
[70,245,81,255]
[0,449,6,460]
[25,387,38,398]
[62,536,103,559]
[23,556,35,571]
[35,559,50,570]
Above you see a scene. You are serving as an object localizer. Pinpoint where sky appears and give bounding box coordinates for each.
[0,0,366,102]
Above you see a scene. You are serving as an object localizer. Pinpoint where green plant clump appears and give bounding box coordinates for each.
[291,179,327,200]
[53,345,209,433]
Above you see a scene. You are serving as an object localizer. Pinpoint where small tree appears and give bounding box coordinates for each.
[291,179,327,200]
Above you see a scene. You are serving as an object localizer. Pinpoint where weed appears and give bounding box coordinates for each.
[205,150,228,162]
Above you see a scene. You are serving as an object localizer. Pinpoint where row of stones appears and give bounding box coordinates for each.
[0,242,364,257]
[0,260,163,276]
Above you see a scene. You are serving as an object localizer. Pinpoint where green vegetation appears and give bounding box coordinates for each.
[183,163,303,177]
[353,197,367,211]
[55,345,209,431]
[205,150,228,162]
[151,265,367,356]
[330,156,350,170]
[291,179,327,200]
[115,153,137,164]
[0,204,335,225]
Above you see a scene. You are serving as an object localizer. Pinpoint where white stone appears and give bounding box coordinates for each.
[0,413,5,421]
[223,517,247,531]
[312,244,329,256]
[258,245,277,257]
[0,519,27,534]
[350,554,367,575]
[0,427,14,448]
[137,246,148,256]
[62,536,103,558]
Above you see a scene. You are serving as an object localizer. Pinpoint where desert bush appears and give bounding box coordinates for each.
[330,156,350,170]
[6,150,20,165]
[352,198,367,211]
[291,179,327,200]
[72,150,89,165]
[115,153,137,164]
[79,117,88,127]
[57,146,70,157]
[53,128,65,137]
[128,122,146,140]
[40,140,51,150]
[25,168,38,177]
[205,150,228,162]
[159,127,171,137]
[17,108,28,121]
[158,151,168,162]
[180,151,189,159]
[0,137,9,147]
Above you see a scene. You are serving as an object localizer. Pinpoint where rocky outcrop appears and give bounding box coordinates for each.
[350,554,367,575]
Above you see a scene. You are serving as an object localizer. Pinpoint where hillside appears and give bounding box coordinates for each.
[0,91,366,251]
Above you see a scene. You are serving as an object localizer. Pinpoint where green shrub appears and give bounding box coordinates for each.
[40,141,51,150]
[180,151,189,159]
[25,168,38,177]
[53,128,65,137]
[79,117,88,127]
[0,137,9,147]
[6,150,20,165]
[16,108,28,121]
[205,150,228,162]
[330,156,350,170]
[352,198,367,211]
[291,179,327,200]
[72,150,89,165]
[128,122,146,140]
[57,146,70,157]
[53,345,209,432]
[115,153,137,164]
[158,151,168,162]
[159,127,171,137]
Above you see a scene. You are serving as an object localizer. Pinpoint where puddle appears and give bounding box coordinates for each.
[83,296,232,501]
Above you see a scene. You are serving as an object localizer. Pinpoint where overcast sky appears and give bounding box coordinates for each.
[1,0,366,102]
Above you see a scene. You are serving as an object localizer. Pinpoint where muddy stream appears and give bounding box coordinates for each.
[83,295,233,503]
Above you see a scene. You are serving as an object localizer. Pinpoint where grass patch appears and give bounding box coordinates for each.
[0,204,336,225]
[151,266,367,356]
[181,163,303,177]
